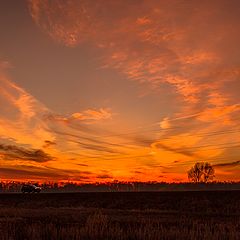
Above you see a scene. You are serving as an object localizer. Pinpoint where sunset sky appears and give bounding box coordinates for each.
[0,0,239,182]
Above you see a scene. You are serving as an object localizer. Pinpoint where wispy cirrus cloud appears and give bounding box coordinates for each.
[0,61,117,180]
[27,0,240,116]
[43,108,113,125]
[0,62,54,149]
[4,0,239,181]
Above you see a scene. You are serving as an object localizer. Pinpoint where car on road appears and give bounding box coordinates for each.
[21,184,41,193]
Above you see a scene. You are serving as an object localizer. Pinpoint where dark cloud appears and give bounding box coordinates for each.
[97,174,112,179]
[53,133,125,154]
[49,129,129,150]
[76,163,89,167]
[132,136,198,158]
[46,166,92,175]
[44,114,104,135]
[0,144,54,162]
[132,136,155,147]
[213,161,240,168]
[68,139,123,154]
[153,142,199,158]
[43,140,56,148]
[172,178,183,182]
[0,165,92,180]
[0,167,61,178]
[158,175,167,178]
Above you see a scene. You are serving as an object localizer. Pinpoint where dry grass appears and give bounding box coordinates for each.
[0,191,239,240]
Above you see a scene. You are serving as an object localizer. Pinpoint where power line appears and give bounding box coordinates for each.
[48,113,240,140]
[153,141,240,151]
[51,126,240,149]
[90,115,240,139]
[72,143,240,161]
[60,127,240,158]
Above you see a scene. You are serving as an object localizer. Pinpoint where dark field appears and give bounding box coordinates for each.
[0,191,239,240]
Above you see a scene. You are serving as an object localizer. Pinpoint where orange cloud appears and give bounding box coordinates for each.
[159,117,171,129]
[0,61,116,181]
[197,104,240,123]
[5,0,240,182]
[0,64,53,148]
[71,108,112,121]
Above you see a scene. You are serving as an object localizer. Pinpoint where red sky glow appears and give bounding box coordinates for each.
[0,0,239,182]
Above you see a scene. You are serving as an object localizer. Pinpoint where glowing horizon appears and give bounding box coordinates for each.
[0,0,239,182]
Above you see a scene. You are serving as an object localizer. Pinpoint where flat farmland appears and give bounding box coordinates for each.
[0,191,239,240]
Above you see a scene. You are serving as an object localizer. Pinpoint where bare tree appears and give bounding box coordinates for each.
[188,162,215,183]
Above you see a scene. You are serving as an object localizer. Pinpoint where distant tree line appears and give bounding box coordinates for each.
[0,180,239,193]
[0,162,237,192]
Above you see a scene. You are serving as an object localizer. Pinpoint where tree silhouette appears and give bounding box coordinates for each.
[188,162,215,183]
